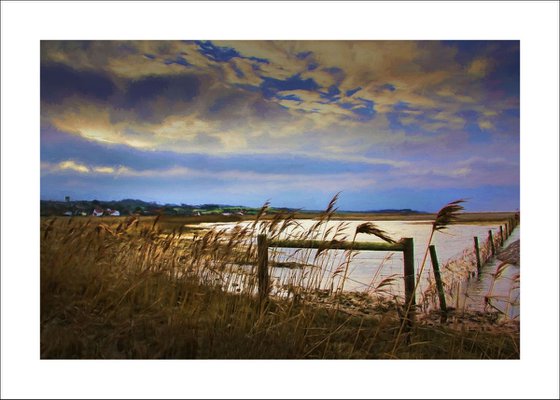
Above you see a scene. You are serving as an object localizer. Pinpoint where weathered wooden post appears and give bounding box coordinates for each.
[499,225,504,246]
[474,236,482,276]
[257,234,270,307]
[488,230,495,256]
[402,238,415,329]
[429,245,447,322]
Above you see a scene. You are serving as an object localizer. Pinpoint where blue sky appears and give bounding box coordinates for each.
[40,40,519,211]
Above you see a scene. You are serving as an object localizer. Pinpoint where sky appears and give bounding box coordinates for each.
[40,40,520,212]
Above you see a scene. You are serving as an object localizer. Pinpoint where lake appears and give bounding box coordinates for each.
[194,219,519,317]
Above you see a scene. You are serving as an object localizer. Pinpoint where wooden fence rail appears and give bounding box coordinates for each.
[257,235,416,327]
[268,239,405,252]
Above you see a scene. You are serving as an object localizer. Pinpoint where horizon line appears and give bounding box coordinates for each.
[40,197,519,214]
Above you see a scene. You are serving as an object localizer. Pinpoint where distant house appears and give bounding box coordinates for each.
[108,209,120,216]
[63,211,73,216]
[92,208,104,217]
[222,212,232,216]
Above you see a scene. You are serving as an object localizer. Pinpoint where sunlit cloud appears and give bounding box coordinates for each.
[467,58,490,78]
[56,160,90,173]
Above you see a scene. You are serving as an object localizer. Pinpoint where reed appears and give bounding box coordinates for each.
[390,199,465,354]
[40,196,518,359]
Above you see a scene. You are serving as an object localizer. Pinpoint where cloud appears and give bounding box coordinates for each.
[55,160,90,173]
[42,151,518,199]
[467,58,490,77]
[124,75,200,105]
[93,166,116,174]
[41,63,115,103]
[117,73,202,122]
[40,40,519,209]
[41,159,377,191]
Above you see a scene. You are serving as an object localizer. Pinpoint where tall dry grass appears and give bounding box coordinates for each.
[41,197,519,359]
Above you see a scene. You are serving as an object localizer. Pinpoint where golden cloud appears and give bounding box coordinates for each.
[57,160,90,173]
[467,58,490,78]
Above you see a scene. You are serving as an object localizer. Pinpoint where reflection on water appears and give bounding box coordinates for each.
[198,219,519,319]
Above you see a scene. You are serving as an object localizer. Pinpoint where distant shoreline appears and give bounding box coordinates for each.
[329,211,518,224]
[42,211,519,227]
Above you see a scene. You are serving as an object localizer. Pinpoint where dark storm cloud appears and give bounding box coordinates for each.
[41,63,116,103]
[115,74,202,123]
[124,74,200,106]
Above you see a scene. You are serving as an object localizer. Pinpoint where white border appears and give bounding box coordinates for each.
[2,1,559,399]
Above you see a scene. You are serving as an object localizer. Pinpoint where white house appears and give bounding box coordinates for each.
[109,210,120,216]
[92,208,104,217]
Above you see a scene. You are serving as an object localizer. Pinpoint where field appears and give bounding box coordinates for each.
[40,204,520,359]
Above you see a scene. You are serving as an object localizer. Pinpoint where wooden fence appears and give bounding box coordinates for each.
[473,215,519,276]
[255,214,519,326]
[257,235,417,326]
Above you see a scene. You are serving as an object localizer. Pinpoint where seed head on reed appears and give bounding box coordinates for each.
[252,200,270,229]
[432,199,466,232]
[325,192,341,215]
[151,214,161,231]
[355,222,396,244]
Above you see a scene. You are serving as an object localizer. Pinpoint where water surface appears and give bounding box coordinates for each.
[197,219,519,317]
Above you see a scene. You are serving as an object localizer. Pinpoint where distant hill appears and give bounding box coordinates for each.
[40,199,427,217]
[40,199,298,217]
[360,208,428,214]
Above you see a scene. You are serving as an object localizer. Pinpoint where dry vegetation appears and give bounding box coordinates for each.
[41,200,519,359]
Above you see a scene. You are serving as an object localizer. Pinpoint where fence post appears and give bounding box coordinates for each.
[474,236,482,276]
[257,234,270,307]
[488,230,495,256]
[402,238,415,329]
[499,225,504,246]
[428,245,447,322]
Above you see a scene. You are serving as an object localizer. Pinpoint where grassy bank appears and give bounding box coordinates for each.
[41,206,519,359]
